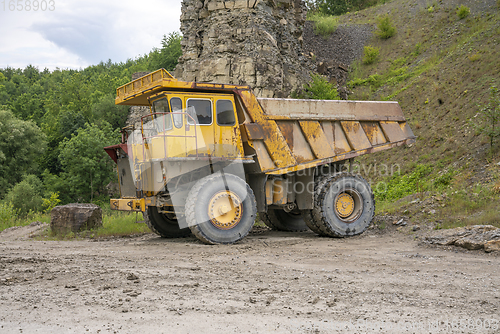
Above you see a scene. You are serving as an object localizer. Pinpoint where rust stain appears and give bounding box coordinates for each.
[340,121,372,151]
[276,121,294,152]
[360,122,387,145]
[298,121,335,159]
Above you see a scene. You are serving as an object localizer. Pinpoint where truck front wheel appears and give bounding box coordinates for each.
[311,173,375,237]
[186,173,257,245]
[144,206,191,238]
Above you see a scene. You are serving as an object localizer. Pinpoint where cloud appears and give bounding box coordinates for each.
[0,0,181,69]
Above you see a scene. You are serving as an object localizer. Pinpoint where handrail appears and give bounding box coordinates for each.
[139,112,200,161]
[116,69,175,101]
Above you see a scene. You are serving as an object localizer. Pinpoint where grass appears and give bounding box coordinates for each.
[363,46,380,64]
[0,205,51,232]
[308,12,340,39]
[374,164,500,230]
[436,185,500,229]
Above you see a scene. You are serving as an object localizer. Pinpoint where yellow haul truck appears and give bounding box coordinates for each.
[104,69,415,244]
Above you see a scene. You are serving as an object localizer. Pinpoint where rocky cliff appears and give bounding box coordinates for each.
[174,0,313,97]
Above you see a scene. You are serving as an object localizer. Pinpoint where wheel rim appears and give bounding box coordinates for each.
[208,190,243,230]
[334,190,363,223]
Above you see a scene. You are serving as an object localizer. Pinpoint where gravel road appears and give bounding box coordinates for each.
[0,228,499,333]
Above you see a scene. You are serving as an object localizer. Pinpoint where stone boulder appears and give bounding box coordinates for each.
[424,225,500,252]
[51,204,103,234]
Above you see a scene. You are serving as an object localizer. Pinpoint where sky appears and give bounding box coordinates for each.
[0,0,182,70]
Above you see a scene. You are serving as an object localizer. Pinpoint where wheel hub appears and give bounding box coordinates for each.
[335,192,355,218]
[208,190,242,230]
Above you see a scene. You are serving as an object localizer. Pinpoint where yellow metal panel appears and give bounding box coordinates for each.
[399,122,415,140]
[298,121,335,159]
[264,140,408,175]
[213,97,244,158]
[360,122,387,146]
[333,121,352,154]
[276,121,314,163]
[243,123,265,140]
[252,141,276,170]
[380,121,407,143]
[239,90,297,169]
[340,121,372,151]
[110,198,145,212]
[272,179,287,205]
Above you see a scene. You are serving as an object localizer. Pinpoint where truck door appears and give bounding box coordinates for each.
[186,97,215,157]
[214,98,243,159]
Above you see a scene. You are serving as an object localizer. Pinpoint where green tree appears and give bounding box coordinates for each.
[0,109,47,198]
[375,15,396,39]
[90,94,129,129]
[472,85,500,147]
[58,123,119,202]
[4,175,44,216]
[150,32,183,71]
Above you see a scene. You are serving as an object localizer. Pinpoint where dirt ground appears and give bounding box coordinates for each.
[0,225,499,334]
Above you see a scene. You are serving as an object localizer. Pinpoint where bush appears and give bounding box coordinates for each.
[5,175,44,216]
[456,5,470,19]
[42,192,61,213]
[293,73,339,100]
[0,202,18,231]
[375,15,396,39]
[362,46,380,64]
[309,13,339,39]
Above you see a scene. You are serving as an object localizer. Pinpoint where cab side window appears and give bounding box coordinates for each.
[187,99,212,125]
[216,100,236,126]
[170,97,183,128]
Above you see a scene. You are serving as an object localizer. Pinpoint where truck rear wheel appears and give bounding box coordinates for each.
[186,173,257,245]
[260,208,309,232]
[301,175,332,236]
[312,173,375,237]
[144,206,191,238]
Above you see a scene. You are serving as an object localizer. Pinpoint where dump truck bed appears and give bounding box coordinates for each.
[114,69,415,176]
[243,97,415,174]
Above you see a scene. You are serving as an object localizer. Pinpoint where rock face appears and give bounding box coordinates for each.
[174,0,313,97]
[51,204,103,234]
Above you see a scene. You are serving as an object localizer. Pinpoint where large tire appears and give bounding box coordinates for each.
[144,206,191,238]
[260,208,309,232]
[186,173,257,245]
[301,175,332,236]
[312,173,375,237]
